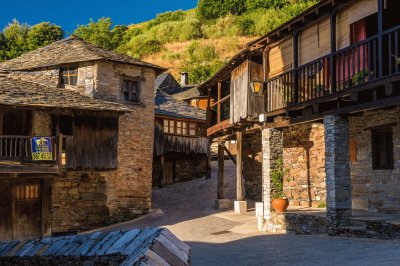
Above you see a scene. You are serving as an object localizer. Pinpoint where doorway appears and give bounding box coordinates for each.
[0,179,44,241]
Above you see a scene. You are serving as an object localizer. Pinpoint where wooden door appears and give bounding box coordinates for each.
[13,180,43,240]
[0,180,12,241]
[164,160,175,185]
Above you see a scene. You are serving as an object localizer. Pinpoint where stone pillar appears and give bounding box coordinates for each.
[261,128,283,227]
[324,115,352,233]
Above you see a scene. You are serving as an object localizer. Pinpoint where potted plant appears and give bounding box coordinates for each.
[271,158,289,213]
[352,69,369,85]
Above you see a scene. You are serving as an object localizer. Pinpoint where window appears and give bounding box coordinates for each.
[372,128,394,170]
[162,119,197,136]
[189,122,196,136]
[121,79,140,103]
[16,184,40,200]
[60,65,78,86]
[182,122,188,135]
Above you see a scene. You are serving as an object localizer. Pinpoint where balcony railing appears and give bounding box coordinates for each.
[0,135,67,173]
[264,25,400,113]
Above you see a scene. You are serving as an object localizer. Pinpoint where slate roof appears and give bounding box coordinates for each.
[0,228,190,266]
[172,87,202,101]
[0,75,130,112]
[0,36,166,72]
[155,73,170,89]
[155,89,206,121]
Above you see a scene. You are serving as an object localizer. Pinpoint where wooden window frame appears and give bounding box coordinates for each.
[161,118,198,137]
[60,64,78,86]
[371,127,394,170]
[121,78,141,104]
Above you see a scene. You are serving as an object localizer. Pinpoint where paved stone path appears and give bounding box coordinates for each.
[99,161,400,266]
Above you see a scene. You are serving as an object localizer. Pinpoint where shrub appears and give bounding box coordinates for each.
[271,158,286,199]
[246,0,289,11]
[197,0,247,20]
[237,16,256,36]
[124,37,162,59]
[147,10,186,29]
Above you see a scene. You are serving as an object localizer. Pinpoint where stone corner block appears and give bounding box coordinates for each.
[234,201,248,214]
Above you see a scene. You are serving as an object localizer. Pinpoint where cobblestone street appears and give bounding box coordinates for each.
[100,161,400,266]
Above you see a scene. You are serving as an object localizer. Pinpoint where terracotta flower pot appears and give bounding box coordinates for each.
[272,198,289,213]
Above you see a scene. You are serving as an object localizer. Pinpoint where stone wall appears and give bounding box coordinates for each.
[32,111,52,136]
[152,153,207,187]
[243,131,262,200]
[175,153,207,183]
[282,123,326,208]
[6,67,59,87]
[51,171,110,233]
[96,61,156,221]
[349,107,400,213]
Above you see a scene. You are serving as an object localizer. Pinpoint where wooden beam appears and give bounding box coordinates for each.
[223,145,236,166]
[217,81,222,123]
[159,155,165,188]
[236,131,244,201]
[217,142,225,199]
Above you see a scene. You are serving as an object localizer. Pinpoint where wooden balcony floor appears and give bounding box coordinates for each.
[0,161,59,174]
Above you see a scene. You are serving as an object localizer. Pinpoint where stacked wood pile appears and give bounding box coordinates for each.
[0,228,190,266]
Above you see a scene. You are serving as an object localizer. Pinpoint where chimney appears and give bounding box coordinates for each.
[180,72,189,87]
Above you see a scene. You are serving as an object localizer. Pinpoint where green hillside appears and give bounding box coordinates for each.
[0,0,318,83]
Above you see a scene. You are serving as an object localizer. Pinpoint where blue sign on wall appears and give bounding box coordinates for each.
[31,137,53,161]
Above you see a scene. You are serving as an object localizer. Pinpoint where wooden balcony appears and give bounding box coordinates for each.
[0,135,65,174]
[265,25,400,113]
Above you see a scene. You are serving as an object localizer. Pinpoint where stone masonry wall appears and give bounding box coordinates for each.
[96,61,155,221]
[243,131,262,200]
[5,63,95,94]
[174,153,207,183]
[51,171,110,233]
[349,107,400,213]
[32,111,52,136]
[282,123,326,208]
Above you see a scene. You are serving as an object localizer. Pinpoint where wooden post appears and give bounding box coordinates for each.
[206,88,211,128]
[236,131,244,201]
[378,0,383,78]
[217,142,225,199]
[293,31,299,103]
[330,10,337,93]
[217,81,222,123]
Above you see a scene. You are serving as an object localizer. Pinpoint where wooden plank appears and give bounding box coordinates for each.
[207,120,232,137]
[217,142,225,199]
[150,240,187,266]
[236,131,244,201]
[160,229,190,255]
[153,234,189,263]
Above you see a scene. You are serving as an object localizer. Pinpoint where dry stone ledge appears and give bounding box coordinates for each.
[0,228,190,266]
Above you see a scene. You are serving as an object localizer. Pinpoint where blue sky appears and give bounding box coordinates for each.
[0,0,198,34]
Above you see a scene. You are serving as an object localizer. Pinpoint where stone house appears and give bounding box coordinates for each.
[153,89,209,186]
[0,36,165,241]
[156,72,210,110]
[199,0,400,238]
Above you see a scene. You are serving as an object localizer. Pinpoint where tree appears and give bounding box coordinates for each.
[74,18,129,50]
[26,22,63,50]
[2,19,30,59]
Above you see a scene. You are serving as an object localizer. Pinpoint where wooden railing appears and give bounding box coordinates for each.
[264,25,400,113]
[0,135,62,163]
